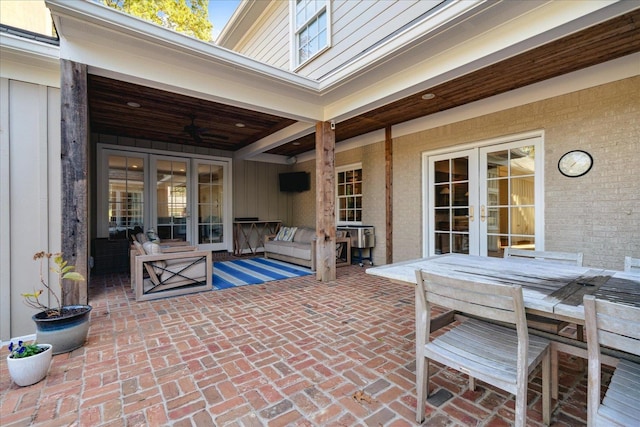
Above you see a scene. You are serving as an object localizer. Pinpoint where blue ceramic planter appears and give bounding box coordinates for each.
[33,305,92,355]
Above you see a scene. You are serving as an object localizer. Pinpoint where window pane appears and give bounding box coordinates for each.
[336,166,362,224]
[434,160,449,183]
[108,155,144,239]
[511,146,535,176]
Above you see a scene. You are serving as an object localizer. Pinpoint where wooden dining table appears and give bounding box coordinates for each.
[366,253,640,326]
[368,253,640,403]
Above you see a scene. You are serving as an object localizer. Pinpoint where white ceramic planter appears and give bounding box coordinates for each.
[6,344,53,386]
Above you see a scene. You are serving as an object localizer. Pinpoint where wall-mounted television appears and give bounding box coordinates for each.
[279,171,310,192]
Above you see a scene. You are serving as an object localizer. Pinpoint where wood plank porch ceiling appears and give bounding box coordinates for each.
[88,10,639,158]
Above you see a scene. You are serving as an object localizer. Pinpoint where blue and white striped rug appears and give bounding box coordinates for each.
[213,258,313,290]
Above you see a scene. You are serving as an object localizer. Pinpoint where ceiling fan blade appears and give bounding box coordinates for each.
[200,133,229,141]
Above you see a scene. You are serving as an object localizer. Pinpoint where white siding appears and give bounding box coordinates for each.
[233,0,441,79]
[304,0,443,79]
[230,1,445,78]
[234,2,290,70]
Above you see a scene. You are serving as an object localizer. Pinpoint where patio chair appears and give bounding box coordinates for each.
[583,295,640,426]
[624,256,640,273]
[503,247,586,399]
[129,233,196,289]
[415,270,551,426]
[132,241,212,301]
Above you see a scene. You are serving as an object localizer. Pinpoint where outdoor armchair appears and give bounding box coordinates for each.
[132,241,212,302]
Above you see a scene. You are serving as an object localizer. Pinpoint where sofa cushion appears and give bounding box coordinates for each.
[293,227,315,244]
[265,240,312,261]
[142,242,166,275]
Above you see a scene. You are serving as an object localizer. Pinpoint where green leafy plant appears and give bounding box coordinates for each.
[8,340,45,359]
[22,252,85,318]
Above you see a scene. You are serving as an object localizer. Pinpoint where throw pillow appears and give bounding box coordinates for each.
[141,242,165,275]
[281,226,297,242]
[142,241,163,255]
[274,227,289,241]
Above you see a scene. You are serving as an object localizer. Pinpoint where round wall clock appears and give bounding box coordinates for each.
[558,150,593,177]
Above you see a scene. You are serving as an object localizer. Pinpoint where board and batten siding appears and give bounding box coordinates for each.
[0,79,62,341]
[233,1,290,71]
[232,159,296,225]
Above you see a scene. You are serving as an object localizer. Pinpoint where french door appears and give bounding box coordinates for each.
[425,134,543,257]
[100,148,230,252]
[152,156,190,242]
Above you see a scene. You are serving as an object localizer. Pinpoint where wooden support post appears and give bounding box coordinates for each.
[385,126,393,264]
[60,60,88,305]
[315,121,336,282]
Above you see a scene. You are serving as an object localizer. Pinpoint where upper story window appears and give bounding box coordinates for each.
[337,164,363,225]
[293,0,329,66]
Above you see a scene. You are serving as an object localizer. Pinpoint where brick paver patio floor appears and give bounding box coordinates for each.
[2,257,594,426]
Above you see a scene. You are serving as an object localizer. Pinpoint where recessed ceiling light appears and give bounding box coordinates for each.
[235,123,245,128]
[127,102,141,108]
[421,93,435,100]
[292,142,301,146]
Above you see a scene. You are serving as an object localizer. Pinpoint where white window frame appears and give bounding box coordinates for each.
[336,162,363,226]
[290,0,331,69]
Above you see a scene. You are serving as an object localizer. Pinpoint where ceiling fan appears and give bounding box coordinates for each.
[183,114,208,143]
[183,114,229,143]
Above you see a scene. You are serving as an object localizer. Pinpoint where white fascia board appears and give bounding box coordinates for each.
[216,0,268,47]
[46,1,321,109]
[322,0,634,121]
[294,128,387,165]
[65,37,323,122]
[0,33,60,86]
[46,0,316,88]
[234,122,316,160]
[244,153,292,164]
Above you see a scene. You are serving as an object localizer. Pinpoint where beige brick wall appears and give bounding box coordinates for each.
[392,76,639,269]
[289,76,639,270]
[293,142,387,265]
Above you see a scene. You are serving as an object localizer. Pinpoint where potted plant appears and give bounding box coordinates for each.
[6,340,53,386]
[22,251,91,355]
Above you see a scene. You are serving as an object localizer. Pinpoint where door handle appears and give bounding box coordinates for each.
[480,205,486,222]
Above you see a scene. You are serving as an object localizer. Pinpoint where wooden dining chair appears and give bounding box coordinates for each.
[415,271,551,426]
[503,247,587,399]
[503,248,584,335]
[583,295,640,426]
[624,256,640,273]
[503,247,584,266]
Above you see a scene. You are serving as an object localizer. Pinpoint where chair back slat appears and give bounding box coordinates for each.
[584,294,640,426]
[585,296,640,358]
[624,256,640,273]
[418,271,522,326]
[504,248,583,266]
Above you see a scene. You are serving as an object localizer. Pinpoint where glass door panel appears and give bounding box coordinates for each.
[429,151,475,255]
[197,163,224,245]
[194,159,228,251]
[107,155,144,240]
[481,142,540,257]
[426,136,542,258]
[155,158,189,241]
